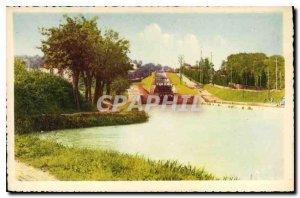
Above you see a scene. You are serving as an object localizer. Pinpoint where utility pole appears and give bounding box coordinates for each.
[231,65,233,84]
[243,70,245,99]
[210,52,213,84]
[275,57,278,90]
[259,72,262,88]
[245,65,248,86]
[201,49,203,60]
[253,63,255,87]
[178,55,184,84]
[202,69,204,84]
[279,71,281,90]
[199,53,201,84]
[268,66,270,100]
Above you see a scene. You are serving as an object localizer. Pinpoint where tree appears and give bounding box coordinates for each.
[111,77,130,95]
[14,58,27,81]
[39,15,101,110]
[180,52,285,89]
[222,53,285,89]
[180,57,214,85]
[93,29,132,104]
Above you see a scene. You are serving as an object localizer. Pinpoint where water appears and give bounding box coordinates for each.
[37,105,284,180]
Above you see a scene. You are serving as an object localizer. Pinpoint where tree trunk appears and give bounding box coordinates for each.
[106,82,111,95]
[58,69,64,78]
[72,70,80,111]
[50,68,54,75]
[93,78,104,105]
[82,71,93,103]
[93,79,99,105]
[87,71,92,103]
[82,71,88,101]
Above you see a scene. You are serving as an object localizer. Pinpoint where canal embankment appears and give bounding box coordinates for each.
[178,73,284,108]
[15,135,220,181]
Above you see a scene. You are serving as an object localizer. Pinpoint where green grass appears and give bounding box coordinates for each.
[140,72,155,92]
[15,135,224,181]
[132,72,155,92]
[167,73,199,95]
[204,85,285,103]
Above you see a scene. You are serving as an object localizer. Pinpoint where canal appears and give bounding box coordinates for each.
[37,105,284,180]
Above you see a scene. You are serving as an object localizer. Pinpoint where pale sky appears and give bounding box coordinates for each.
[13,12,283,69]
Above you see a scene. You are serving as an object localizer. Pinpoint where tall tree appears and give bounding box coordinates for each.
[39,15,101,110]
[93,29,132,104]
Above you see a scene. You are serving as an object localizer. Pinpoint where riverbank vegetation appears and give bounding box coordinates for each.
[15,135,220,181]
[167,73,198,95]
[29,111,148,132]
[204,85,285,103]
[15,59,148,134]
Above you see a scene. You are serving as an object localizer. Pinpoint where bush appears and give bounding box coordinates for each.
[14,59,148,134]
[15,59,78,116]
[29,111,148,132]
[14,58,94,134]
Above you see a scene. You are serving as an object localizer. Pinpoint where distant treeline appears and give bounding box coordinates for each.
[129,60,174,80]
[15,55,44,69]
[182,53,285,90]
[182,57,214,85]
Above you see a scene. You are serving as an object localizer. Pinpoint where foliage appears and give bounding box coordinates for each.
[204,85,285,103]
[111,77,130,95]
[14,58,94,134]
[15,135,220,181]
[223,53,284,89]
[180,58,214,85]
[39,15,102,110]
[93,29,132,103]
[15,55,44,69]
[28,111,148,133]
[14,58,27,80]
[166,73,198,95]
[182,53,285,90]
[39,15,133,108]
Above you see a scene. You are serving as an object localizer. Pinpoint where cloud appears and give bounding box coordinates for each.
[178,34,201,64]
[214,35,227,46]
[130,23,201,68]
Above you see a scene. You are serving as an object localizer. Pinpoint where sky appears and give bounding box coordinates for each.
[13,12,283,69]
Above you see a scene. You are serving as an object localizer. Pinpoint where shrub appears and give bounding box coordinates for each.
[14,58,94,134]
[29,111,148,132]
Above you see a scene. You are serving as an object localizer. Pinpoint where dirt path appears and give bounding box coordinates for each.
[176,73,198,88]
[127,84,149,100]
[177,73,221,103]
[15,161,57,181]
[199,89,223,103]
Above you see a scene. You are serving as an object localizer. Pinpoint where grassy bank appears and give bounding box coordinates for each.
[204,85,285,103]
[138,72,155,92]
[167,73,198,95]
[15,135,219,181]
[27,111,148,133]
